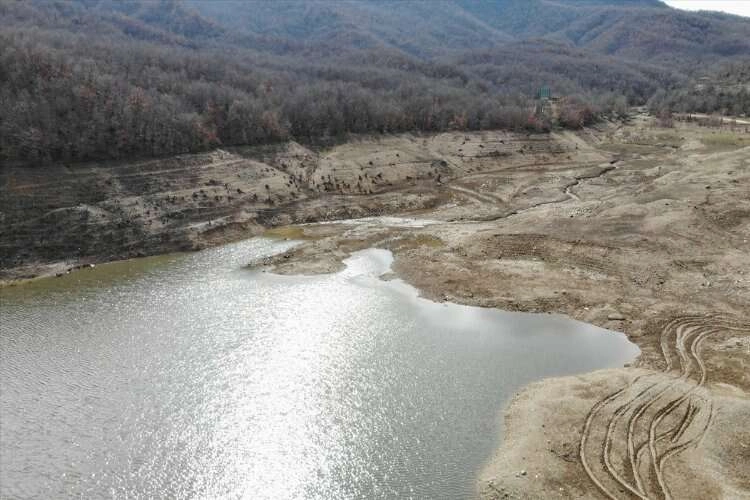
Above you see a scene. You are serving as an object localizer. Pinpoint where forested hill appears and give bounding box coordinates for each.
[649,61,750,115]
[188,0,749,65]
[1,0,749,167]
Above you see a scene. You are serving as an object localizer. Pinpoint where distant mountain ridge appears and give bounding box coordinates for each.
[1,0,748,166]
[186,0,749,66]
[17,0,745,67]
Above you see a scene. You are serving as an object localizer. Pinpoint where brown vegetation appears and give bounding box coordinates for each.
[3,0,749,167]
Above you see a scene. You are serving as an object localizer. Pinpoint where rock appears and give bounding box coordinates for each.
[608,313,626,321]
[520,470,527,476]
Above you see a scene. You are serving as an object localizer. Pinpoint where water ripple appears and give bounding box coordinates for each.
[1,238,638,499]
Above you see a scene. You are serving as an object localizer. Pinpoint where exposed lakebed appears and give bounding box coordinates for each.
[0,237,638,499]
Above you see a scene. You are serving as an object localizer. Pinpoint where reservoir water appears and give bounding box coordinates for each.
[0,237,638,499]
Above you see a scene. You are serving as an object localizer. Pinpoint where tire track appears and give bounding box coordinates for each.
[579,314,749,499]
[446,184,502,205]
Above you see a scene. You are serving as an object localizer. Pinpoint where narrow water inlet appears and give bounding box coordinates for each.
[0,238,639,499]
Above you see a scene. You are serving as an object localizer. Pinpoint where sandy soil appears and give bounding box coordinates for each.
[2,113,748,498]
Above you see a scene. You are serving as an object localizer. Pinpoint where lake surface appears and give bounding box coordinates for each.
[0,238,638,499]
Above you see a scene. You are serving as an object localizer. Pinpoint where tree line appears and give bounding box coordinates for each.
[0,0,724,167]
[648,62,750,117]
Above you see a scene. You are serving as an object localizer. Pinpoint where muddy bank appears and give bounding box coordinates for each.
[257,115,750,498]
[2,128,572,282]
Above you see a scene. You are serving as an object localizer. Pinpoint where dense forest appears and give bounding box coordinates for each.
[649,62,750,116]
[1,0,749,166]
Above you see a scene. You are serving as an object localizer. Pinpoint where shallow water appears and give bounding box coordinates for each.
[0,238,638,499]
[314,216,441,228]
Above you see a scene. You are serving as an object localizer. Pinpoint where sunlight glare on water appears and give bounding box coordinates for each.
[0,238,639,499]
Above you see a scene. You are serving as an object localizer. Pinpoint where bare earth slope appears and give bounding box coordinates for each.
[1,114,748,498]
[257,115,750,499]
[0,130,571,279]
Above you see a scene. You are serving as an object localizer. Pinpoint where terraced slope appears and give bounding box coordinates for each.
[0,131,575,280]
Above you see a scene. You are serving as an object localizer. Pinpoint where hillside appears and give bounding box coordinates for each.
[0,129,580,278]
[2,4,749,500]
[650,61,750,116]
[189,0,750,66]
[0,0,748,167]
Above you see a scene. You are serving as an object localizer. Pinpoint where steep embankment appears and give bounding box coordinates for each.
[0,130,577,281]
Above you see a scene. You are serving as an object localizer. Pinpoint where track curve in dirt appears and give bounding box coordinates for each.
[580,314,749,500]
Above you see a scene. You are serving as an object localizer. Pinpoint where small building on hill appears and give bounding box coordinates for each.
[534,86,562,118]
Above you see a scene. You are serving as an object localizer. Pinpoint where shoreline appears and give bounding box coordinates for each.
[2,117,748,497]
[3,237,642,499]
[257,216,749,498]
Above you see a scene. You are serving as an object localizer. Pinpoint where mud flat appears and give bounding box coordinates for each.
[2,113,749,498]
